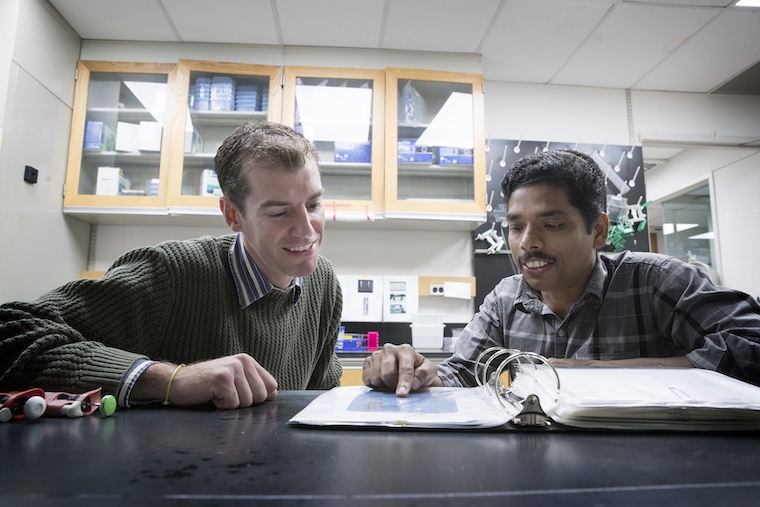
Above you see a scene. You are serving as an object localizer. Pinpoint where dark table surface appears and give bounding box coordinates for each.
[3,390,760,506]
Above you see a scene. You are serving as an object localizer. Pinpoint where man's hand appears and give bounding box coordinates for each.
[362,343,441,397]
[132,354,279,409]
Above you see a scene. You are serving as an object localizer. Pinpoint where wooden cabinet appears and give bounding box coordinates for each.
[63,61,179,216]
[282,66,385,221]
[63,61,486,229]
[166,60,282,213]
[384,68,486,227]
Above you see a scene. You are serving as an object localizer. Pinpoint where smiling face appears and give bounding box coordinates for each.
[506,183,608,317]
[220,158,325,289]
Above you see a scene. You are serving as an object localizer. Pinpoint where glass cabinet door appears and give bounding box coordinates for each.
[63,61,176,212]
[167,60,282,211]
[282,67,385,218]
[385,68,486,224]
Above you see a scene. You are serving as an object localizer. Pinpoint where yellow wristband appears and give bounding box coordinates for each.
[162,364,185,406]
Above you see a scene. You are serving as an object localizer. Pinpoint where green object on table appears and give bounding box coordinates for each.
[99,394,117,417]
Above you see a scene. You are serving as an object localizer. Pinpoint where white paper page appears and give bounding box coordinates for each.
[383,275,419,322]
[554,368,760,409]
[547,368,760,430]
[289,386,515,429]
[344,275,383,322]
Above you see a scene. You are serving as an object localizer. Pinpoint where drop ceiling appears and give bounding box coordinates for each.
[48,0,760,95]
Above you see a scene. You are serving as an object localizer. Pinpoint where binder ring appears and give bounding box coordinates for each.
[474,347,561,409]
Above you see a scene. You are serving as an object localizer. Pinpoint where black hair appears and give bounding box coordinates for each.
[500,150,606,233]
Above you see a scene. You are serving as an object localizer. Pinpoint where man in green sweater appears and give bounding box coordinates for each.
[0,121,343,409]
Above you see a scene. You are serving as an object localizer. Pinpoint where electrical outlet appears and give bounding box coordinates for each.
[24,165,38,184]
[429,284,445,296]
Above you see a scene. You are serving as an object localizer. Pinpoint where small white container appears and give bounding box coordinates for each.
[410,313,445,350]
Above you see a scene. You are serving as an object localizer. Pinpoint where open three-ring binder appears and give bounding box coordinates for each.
[289,347,760,431]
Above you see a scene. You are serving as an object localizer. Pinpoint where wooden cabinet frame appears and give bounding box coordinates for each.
[63,61,178,213]
[384,67,486,221]
[166,59,283,211]
[282,66,385,215]
[62,61,485,230]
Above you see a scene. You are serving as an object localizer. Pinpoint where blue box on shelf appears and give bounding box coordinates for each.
[438,147,474,165]
[83,121,115,151]
[334,141,371,163]
[397,138,433,163]
[335,333,367,352]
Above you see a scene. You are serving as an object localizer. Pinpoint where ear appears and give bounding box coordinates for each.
[592,212,610,250]
[220,196,243,232]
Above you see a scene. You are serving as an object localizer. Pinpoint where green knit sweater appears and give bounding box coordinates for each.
[0,235,343,396]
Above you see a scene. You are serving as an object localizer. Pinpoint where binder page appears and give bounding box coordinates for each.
[288,386,517,429]
[547,368,760,430]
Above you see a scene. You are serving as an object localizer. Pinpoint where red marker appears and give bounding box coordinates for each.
[43,387,116,418]
[0,388,47,422]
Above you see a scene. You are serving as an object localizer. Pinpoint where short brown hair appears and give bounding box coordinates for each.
[214,121,319,214]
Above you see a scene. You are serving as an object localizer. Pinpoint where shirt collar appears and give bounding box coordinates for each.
[228,233,303,309]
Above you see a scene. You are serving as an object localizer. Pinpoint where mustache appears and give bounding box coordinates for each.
[518,252,555,264]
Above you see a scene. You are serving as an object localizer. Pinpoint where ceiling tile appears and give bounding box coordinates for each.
[383,0,501,53]
[635,10,760,93]
[276,0,385,48]
[480,0,612,83]
[49,0,179,41]
[553,3,719,88]
[162,0,279,45]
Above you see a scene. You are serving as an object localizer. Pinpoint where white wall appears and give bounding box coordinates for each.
[713,152,760,298]
[0,0,19,128]
[0,0,88,303]
[483,81,631,146]
[646,148,760,297]
[79,40,482,74]
[92,223,477,323]
[631,90,760,146]
[633,89,760,294]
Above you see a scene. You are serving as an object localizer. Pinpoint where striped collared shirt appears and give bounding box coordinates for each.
[228,232,303,308]
[438,250,760,387]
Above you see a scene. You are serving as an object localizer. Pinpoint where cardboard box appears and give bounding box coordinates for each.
[438,147,474,165]
[138,121,162,152]
[95,167,129,196]
[397,138,433,164]
[83,121,115,151]
[115,122,140,152]
[334,141,371,163]
[200,169,222,197]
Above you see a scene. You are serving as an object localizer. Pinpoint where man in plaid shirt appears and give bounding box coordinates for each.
[364,150,760,396]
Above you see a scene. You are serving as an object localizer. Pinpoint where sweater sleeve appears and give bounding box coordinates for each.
[306,258,343,390]
[0,246,179,395]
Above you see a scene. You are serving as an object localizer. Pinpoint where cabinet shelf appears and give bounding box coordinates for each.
[188,109,268,129]
[397,163,473,178]
[320,162,372,176]
[87,107,158,123]
[82,151,162,167]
